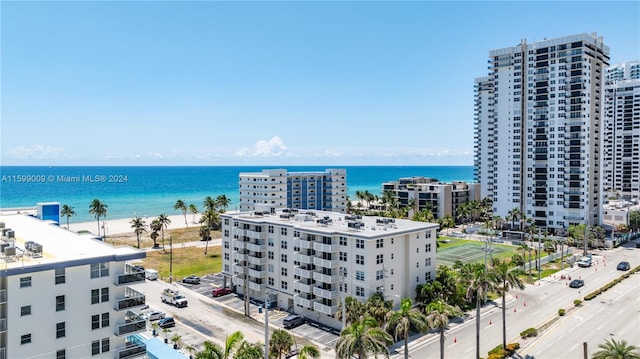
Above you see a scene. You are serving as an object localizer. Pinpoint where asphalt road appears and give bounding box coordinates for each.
[393,244,639,359]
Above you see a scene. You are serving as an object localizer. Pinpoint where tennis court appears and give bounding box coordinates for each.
[437,241,512,267]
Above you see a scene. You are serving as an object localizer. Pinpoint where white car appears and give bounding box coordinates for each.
[144,310,165,321]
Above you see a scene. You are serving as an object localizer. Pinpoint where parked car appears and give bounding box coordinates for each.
[569,279,585,288]
[212,287,232,297]
[617,261,631,271]
[143,310,165,321]
[283,314,305,329]
[182,276,201,284]
[158,317,175,329]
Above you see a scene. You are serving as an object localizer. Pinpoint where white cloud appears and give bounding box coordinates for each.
[6,145,64,159]
[234,136,288,157]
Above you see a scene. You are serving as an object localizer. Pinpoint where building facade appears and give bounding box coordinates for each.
[239,169,347,213]
[474,33,610,233]
[0,213,147,359]
[381,177,480,220]
[602,61,640,200]
[220,209,437,329]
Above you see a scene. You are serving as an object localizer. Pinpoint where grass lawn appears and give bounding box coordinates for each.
[108,227,221,248]
[137,246,222,282]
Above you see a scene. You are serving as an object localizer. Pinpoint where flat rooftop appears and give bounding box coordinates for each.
[0,213,144,273]
[224,209,438,238]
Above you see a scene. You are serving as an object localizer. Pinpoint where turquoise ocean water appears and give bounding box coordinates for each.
[0,166,474,223]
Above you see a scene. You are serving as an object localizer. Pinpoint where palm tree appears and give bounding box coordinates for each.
[365,292,392,326]
[196,341,225,359]
[175,199,188,227]
[385,298,429,359]
[407,198,417,217]
[130,216,147,248]
[216,194,231,212]
[336,296,366,327]
[203,196,218,212]
[60,204,76,230]
[426,300,462,359]
[461,263,498,359]
[89,199,108,237]
[235,342,264,359]
[298,345,320,359]
[224,331,244,359]
[189,204,199,223]
[156,214,171,250]
[592,338,640,359]
[269,329,294,359]
[492,259,525,350]
[335,316,393,359]
[150,219,162,248]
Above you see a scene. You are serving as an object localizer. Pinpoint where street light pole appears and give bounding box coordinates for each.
[169,235,173,283]
[537,229,542,282]
[340,268,346,330]
[264,290,271,359]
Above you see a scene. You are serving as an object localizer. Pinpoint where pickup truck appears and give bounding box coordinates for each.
[577,257,592,268]
[161,288,188,308]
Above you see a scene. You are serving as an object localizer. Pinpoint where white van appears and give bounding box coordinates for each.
[145,269,158,280]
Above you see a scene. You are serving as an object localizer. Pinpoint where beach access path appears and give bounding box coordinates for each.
[70,213,202,236]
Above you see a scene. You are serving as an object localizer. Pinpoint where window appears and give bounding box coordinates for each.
[356,271,364,281]
[21,334,31,345]
[55,268,66,284]
[425,258,432,266]
[339,237,347,246]
[376,254,384,264]
[91,288,109,304]
[56,349,66,359]
[281,268,288,277]
[92,338,110,355]
[92,315,100,330]
[102,313,110,327]
[355,255,364,265]
[20,276,32,288]
[90,263,109,278]
[416,247,419,253]
[425,243,432,252]
[268,251,274,260]
[56,295,65,311]
[425,272,432,281]
[356,239,364,249]
[339,252,347,261]
[56,322,66,338]
[268,238,274,247]
[376,238,383,248]
[280,228,288,236]
[376,269,384,280]
[355,286,364,297]
[281,281,288,290]
[102,338,110,353]
[21,305,31,316]
[281,240,288,249]
[281,254,288,263]
[268,225,274,233]
[268,277,274,286]
[224,241,229,249]
[425,231,432,239]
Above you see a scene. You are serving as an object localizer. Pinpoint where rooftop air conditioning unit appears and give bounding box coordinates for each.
[4,247,16,256]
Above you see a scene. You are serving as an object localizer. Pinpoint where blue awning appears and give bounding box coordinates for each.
[143,337,188,359]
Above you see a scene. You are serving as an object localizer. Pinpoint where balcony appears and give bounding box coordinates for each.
[0,318,5,332]
[246,241,266,252]
[313,257,337,269]
[293,266,314,279]
[294,253,314,264]
[313,242,338,253]
[0,289,5,303]
[247,256,267,266]
[294,294,316,309]
[313,287,338,299]
[114,311,146,336]
[313,302,338,315]
[293,238,313,250]
[248,281,265,292]
[313,272,335,284]
[294,280,314,293]
[115,271,145,286]
[247,268,266,279]
[232,240,247,249]
[247,230,266,240]
[114,288,146,311]
[114,336,147,359]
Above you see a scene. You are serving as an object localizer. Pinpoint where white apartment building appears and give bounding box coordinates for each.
[475,33,610,233]
[381,177,481,220]
[602,61,640,200]
[239,169,347,213]
[220,209,437,329]
[0,213,147,359]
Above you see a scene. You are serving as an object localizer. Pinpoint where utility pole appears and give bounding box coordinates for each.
[264,290,271,359]
[583,342,588,359]
[340,268,346,330]
[584,212,590,257]
[537,229,542,282]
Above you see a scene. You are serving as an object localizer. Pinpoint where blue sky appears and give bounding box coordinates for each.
[2,1,638,166]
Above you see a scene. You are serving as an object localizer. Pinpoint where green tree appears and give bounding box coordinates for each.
[89,199,108,237]
[460,263,498,359]
[196,341,224,359]
[385,298,429,359]
[426,300,462,359]
[438,215,455,235]
[335,317,393,359]
[156,214,171,250]
[492,259,525,350]
[130,216,147,248]
[150,219,162,248]
[216,194,231,212]
[189,204,199,224]
[224,331,245,358]
[336,296,366,327]
[235,342,264,359]
[298,345,320,359]
[60,204,76,230]
[365,292,392,326]
[269,329,294,359]
[592,338,640,359]
[175,199,188,227]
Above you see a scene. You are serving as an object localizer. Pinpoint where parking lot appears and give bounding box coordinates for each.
[173,273,340,352]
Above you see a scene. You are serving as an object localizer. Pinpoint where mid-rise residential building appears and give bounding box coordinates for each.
[0,212,147,359]
[602,61,640,200]
[474,33,610,233]
[220,209,437,328]
[239,169,347,213]
[381,177,480,220]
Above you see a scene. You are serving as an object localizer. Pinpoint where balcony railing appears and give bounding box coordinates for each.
[294,294,316,309]
[115,272,145,286]
[293,266,314,279]
[313,287,338,299]
[0,318,5,332]
[114,311,146,337]
[313,302,338,315]
[114,337,147,359]
[0,289,6,303]
[114,288,146,311]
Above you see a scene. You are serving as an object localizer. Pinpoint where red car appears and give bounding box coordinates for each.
[212,287,232,297]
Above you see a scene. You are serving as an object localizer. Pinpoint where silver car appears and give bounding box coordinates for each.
[144,310,165,321]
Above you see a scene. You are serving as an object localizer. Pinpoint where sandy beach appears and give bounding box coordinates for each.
[69,213,202,236]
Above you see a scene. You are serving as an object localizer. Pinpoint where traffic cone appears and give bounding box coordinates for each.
[566,282,568,286]
[595,267,598,271]
[489,320,492,325]
[514,307,517,313]
[516,294,519,299]
[454,337,457,343]
[524,301,527,307]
